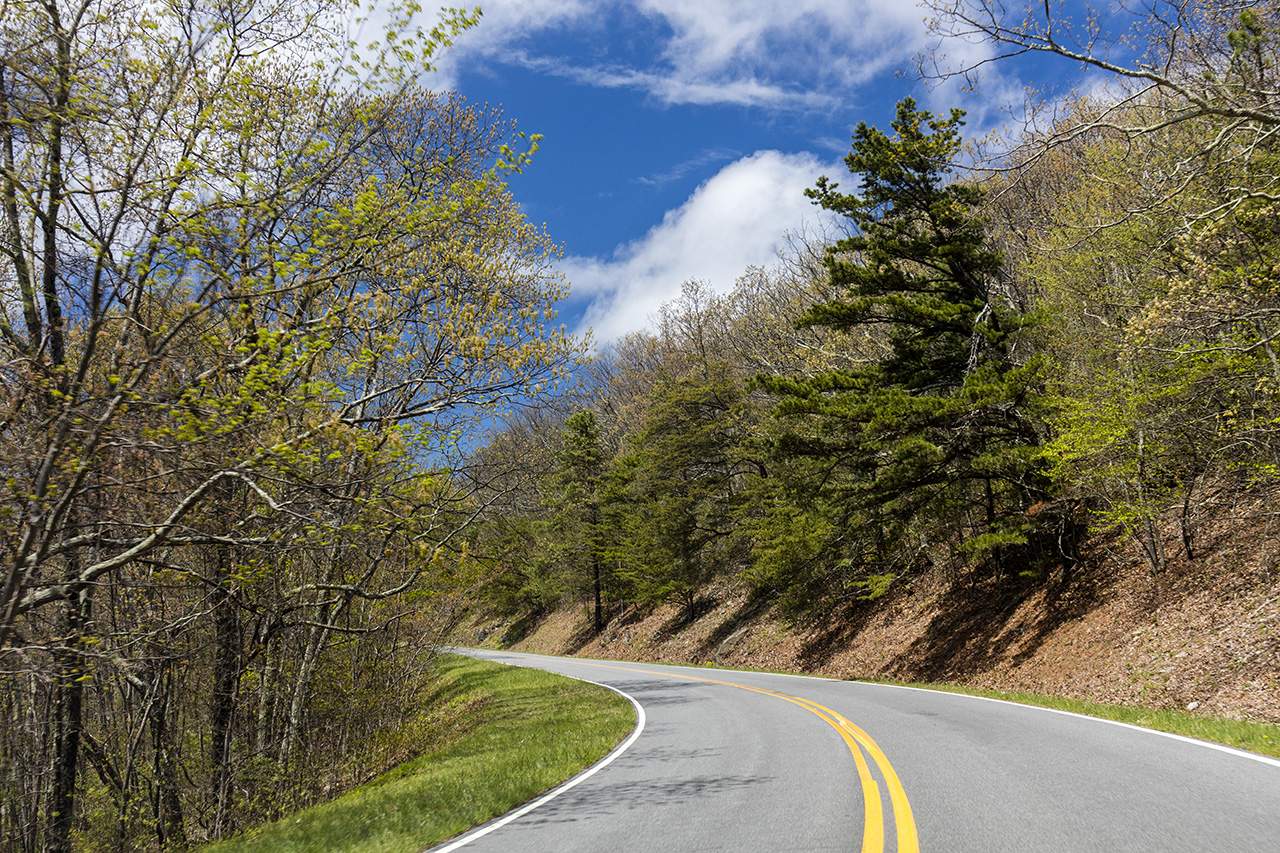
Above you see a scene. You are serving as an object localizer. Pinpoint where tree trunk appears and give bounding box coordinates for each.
[255,638,278,756]
[208,545,240,839]
[280,615,330,769]
[1,665,41,853]
[590,503,603,633]
[44,586,90,853]
[149,670,186,851]
[985,477,1004,581]
[1180,476,1198,561]
[1135,429,1167,577]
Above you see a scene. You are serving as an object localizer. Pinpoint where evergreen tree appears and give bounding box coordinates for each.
[550,410,609,632]
[610,368,751,616]
[760,99,1050,585]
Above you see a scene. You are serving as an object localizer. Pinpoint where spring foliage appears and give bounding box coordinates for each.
[0,1,584,850]
[471,3,1280,633]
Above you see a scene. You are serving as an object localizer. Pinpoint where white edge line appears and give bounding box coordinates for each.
[852,680,1280,770]
[424,669,647,853]
[471,648,839,681]
[471,650,1280,768]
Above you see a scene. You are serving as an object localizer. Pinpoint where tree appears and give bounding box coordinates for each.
[547,410,609,632]
[725,236,889,380]
[0,0,584,848]
[1037,162,1280,574]
[464,404,577,625]
[972,39,1280,578]
[760,99,1050,590]
[610,366,754,616]
[924,1,1280,222]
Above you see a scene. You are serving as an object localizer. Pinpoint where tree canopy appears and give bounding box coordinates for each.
[467,3,1280,647]
[0,1,584,849]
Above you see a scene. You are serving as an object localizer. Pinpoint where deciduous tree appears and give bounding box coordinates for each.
[0,0,583,848]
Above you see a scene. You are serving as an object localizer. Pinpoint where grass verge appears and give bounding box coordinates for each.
[856,679,1280,759]
[205,653,635,853]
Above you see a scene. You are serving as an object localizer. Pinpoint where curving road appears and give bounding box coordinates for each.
[429,650,1280,852]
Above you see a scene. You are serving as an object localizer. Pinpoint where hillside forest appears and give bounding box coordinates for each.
[3,0,1280,851]
[474,4,1280,634]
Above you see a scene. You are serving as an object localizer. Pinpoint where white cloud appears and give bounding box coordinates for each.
[635,147,741,187]
[562,150,837,341]
[513,54,839,109]
[478,48,837,109]
[427,0,942,108]
[370,0,1036,122]
[637,0,926,90]
[395,0,1043,343]
[426,0,605,89]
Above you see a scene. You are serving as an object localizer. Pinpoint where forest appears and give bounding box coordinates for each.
[473,1,1280,635]
[0,0,585,849]
[3,0,1280,851]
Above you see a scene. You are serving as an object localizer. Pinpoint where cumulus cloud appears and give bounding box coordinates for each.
[561,150,837,342]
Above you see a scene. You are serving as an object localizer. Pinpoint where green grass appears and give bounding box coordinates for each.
[860,680,1280,759]
[204,654,635,853]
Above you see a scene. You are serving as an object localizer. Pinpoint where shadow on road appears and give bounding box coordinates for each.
[516,771,776,827]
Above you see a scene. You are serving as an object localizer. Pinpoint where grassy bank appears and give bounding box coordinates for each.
[205,654,634,853]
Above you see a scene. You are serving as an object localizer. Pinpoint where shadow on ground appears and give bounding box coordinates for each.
[882,562,1113,681]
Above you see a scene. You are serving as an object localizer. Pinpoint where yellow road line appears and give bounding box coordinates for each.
[749,686,885,853]
[574,661,919,853]
[777,691,918,853]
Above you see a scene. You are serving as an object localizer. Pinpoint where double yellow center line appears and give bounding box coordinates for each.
[580,662,919,853]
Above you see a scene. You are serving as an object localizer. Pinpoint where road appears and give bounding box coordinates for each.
[428,649,1280,852]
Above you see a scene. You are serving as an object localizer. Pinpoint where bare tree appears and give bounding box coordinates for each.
[925,0,1280,218]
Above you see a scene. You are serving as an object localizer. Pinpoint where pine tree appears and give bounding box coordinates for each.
[610,368,751,617]
[760,99,1049,584]
[550,410,609,632]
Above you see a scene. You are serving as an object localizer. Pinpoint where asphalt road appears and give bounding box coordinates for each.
[428,650,1280,853]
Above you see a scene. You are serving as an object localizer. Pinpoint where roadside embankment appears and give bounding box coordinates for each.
[204,654,634,853]
[479,507,1280,729]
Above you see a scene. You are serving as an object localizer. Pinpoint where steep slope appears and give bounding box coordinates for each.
[477,488,1280,723]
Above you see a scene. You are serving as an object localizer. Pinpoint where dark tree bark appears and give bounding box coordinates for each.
[208,545,240,838]
[149,669,187,851]
[45,586,89,853]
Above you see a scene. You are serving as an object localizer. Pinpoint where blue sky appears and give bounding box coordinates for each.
[421,0,1109,343]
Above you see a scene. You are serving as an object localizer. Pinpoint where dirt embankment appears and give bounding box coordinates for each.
[471,493,1280,723]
